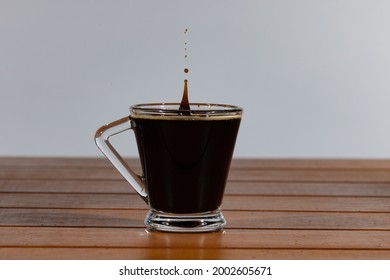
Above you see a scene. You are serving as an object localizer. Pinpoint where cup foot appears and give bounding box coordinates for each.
[144,209,226,233]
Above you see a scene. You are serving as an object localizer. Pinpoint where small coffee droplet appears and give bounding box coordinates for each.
[184,68,189,73]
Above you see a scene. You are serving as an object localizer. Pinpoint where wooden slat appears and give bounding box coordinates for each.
[232,158,390,170]
[3,157,390,170]
[1,193,389,212]
[225,182,390,196]
[3,166,390,183]
[1,248,390,260]
[0,157,114,167]
[1,209,389,230]
[1,179,390,197]
[0,227,389,249]
[0,167,123,180]
[0,179,133,194]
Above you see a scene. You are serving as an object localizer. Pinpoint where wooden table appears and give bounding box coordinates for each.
[0,157,389,260]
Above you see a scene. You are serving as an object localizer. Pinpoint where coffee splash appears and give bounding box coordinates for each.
[179,28,191,113]
[179,79,190,111]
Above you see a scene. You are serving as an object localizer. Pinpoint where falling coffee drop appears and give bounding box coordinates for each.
[184,68,189,73]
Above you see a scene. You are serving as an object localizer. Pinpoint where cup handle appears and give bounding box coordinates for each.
[94,116,148,203]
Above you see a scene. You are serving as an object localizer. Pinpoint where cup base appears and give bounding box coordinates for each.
[144,209,226,233]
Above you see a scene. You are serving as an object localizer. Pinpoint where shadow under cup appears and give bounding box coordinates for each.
[131,103,242,232]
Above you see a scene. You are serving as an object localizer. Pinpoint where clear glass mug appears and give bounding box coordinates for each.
[95,103,242,232]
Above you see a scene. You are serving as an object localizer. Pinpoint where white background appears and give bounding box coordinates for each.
[1,0,390,158]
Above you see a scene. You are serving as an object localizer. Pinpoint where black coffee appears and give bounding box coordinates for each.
[132,115,241,214]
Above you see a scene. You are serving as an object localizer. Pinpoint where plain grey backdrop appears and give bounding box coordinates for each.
[1,0,390,158]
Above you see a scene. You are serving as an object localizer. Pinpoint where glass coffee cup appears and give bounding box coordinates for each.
[95,103,242,232]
